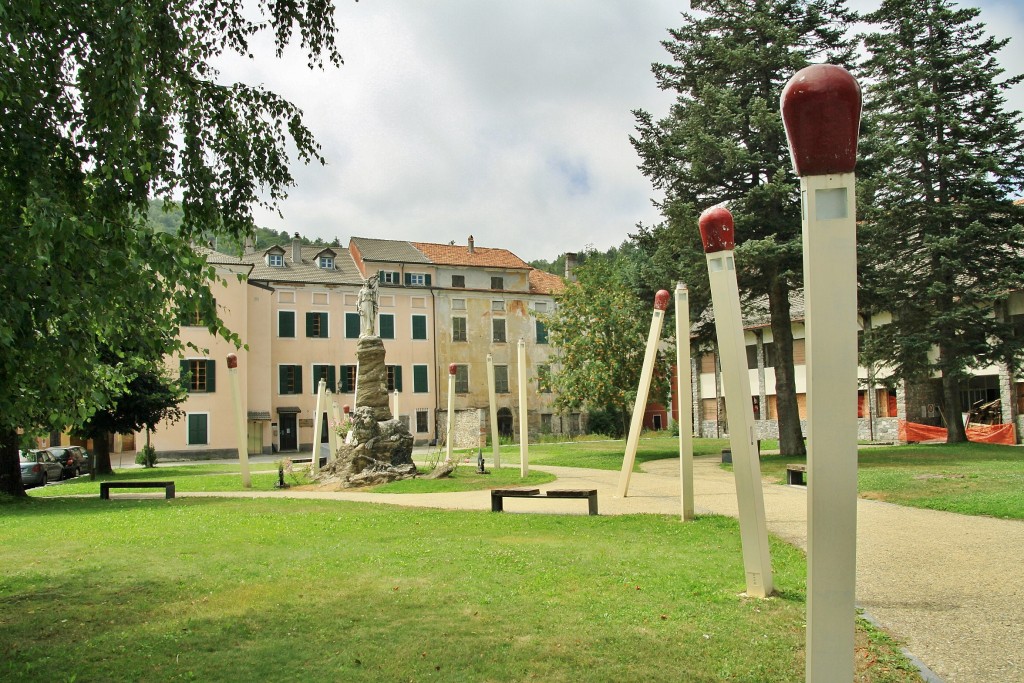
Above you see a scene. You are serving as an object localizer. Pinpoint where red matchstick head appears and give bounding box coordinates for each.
[698,206,735,253]
[343,405,350,414]
[781,64,862,177]
[449,363,458,376]
[654,290,671,311]
[226,353,238,369]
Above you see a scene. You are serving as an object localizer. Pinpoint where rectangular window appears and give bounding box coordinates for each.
[339,365,356,393]
[404,273,430,287]
[387,365,403,392]
[379,313,395,339]
[453,317,467,342]
[746,345,759,370]
[537,364,552,393]
[306,312,328,338]
[413,365,429,393]
[181,298,216,327]
[187,414,209,446]
[379,270,400,285]
[268,253,284,267]
[492,300,505,311]
[535,302,548,313]
[454,365,469,394]
[492,318,506,343]
[535,320,548,344]
[491,276,504,290]
[494,365,509,394]
[312,364,336,392]
[452,275,466,288]
[279,365,303,395]
[318,255,334,269]
[411,314,428,340]
[180,359,216,393]
[278,311,295,338]
[416,410,429,433]
[345,312,360,339]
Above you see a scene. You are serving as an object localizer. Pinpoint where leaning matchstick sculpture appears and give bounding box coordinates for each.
[699,206,773,598]
[616,289,670,498]
[782,63,862,681]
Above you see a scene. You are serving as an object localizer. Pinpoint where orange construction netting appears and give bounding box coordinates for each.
[898,420,1017,445]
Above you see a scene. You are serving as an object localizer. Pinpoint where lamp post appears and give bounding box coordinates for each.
[617,290,670,498]
[782,63,862,682]
[226,353,251,488]
[700,206,773,598]
[676,283,695,521]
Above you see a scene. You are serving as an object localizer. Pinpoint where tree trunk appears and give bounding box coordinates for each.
[940,357,967,443]
[92,431,114,476]
[0,428,27,497]
[768,278,807,457]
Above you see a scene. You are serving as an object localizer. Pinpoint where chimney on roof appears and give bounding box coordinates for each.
[564,252,578,282]
[291,232,301,264]
[244,233,257,254]
[468,235,475,254]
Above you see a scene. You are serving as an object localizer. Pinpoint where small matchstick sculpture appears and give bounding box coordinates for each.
[226,353,252,488]
[781,63,861,682]
[700,206,773,598]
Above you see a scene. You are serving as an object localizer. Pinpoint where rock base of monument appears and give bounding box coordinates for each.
[316,406,417,488]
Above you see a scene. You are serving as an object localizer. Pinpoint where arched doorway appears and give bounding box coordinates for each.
[497,408,514,438]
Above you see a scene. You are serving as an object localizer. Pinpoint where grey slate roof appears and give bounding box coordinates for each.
[240,244,364,286]
[351,236,430,264]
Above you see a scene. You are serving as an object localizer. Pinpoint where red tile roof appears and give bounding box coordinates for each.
[412,241,531,269]
[529,268,565,295]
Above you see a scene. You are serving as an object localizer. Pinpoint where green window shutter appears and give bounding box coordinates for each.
[340,366,353,392]
[306,312,315,337]
[394,366,403,392]
[412,315,427,340]
[380,314,394,339]
[180,360,190,390]
[319,312,328,338]
[188,414,208,445]
[279,311,295,337]
[536,320,548,344]
[294,365,302,394]
[205,360,216,392]
[425,274,431,287]
[327,365,337,392]
[404,272,412,286]
[279,365,288,393]
[346,312,360,338]
[414,365,428,393]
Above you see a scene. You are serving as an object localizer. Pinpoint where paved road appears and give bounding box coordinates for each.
[178,454,1020,682]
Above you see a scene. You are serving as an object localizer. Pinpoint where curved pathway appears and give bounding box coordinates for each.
[186,456,1022,682]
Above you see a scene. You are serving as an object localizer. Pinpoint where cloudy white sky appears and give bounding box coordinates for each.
[218,0,1024,262]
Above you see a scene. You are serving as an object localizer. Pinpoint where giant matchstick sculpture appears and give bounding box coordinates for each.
[226,353,252,488]
[699,206,773,598]
[617,289,670,498]
[781,63,862,681]
[675,283,695,521]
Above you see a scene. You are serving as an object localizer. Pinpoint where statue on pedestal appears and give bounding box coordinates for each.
[358,275,379,337]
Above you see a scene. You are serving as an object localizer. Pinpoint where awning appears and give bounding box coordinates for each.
[247,411,272,421]
[276,406,302,414]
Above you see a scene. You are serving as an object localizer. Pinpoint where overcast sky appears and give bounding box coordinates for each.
[217,0,1024,262]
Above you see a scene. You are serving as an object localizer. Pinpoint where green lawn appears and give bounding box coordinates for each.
[0,496,918,682]
[480,435,732,471]
[757,442,1024,519]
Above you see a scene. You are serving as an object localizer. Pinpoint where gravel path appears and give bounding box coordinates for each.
[184,455,1023,682]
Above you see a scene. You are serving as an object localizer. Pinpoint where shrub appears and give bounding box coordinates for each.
[135,444,158,468]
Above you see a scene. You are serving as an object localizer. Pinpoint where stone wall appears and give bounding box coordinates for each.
[435,409,483,450]
[697,417,899,443]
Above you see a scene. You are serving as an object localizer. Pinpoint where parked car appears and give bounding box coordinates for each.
[19,450,64,488]
[46,446,90,478]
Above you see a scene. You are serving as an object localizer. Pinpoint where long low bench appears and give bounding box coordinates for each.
[786,464,807,486]
[490,488,598,515]
[100,481,175,500]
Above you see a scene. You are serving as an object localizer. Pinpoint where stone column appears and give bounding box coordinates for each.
[355,336,392,422]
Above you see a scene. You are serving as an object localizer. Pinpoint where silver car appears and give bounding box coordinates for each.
[19,450,64,488]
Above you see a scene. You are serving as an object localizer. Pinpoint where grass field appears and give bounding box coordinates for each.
[0,495,918,682]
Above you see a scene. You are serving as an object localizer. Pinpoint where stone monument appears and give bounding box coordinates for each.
[318,275,417,487]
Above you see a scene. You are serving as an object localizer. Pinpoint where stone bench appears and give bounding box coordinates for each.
[490,488,598,515]
[100,481,175,499]
[786,464,807,486]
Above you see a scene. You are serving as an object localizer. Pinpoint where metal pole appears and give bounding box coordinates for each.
[617,290,670,497]
[782,63,862,682]
[700,206,773,598]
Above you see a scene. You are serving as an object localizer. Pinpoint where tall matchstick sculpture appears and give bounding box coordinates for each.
[617,289,670,498]
[699,206,773,598]
[782,63,862,681]
[675,283,695,521]
[446,363,456,463]
[226,353,252,488]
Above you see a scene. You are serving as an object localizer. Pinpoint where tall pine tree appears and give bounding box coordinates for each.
[631,0,856,456]
[860,0,1024,442]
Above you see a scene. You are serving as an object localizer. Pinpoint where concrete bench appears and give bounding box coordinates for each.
[490,488,598,515]
[786,464,807,486]
[100,481,175,500]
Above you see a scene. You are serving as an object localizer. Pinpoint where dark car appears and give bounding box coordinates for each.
[46,446,88,479]
[19,450,64,488]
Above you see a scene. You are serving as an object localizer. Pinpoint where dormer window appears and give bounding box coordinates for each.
[318,255,334,269]
[268,253,284,267]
